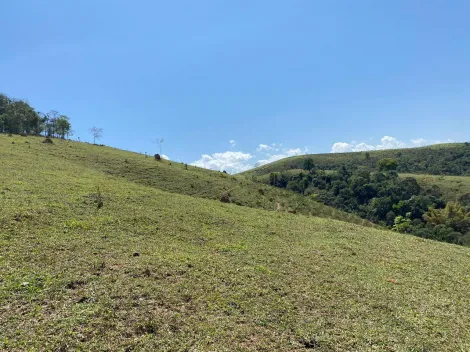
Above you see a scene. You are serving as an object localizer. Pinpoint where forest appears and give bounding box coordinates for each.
[0,93,72,138]
[268,157,470,245]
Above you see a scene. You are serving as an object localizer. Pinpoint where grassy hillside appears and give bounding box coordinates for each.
[243,143,470,177]
[401,173,470,201]
[1,134,470,351]
[0,135,370,227]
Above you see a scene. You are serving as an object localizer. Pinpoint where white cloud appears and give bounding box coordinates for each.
[191,151,253,173]
[411,138,427,147]
[229,140,236,147]
[257,143,284,152]
[411,138,453,147]
[256,147,305,167]
[193,143,308,173]
[376,136,406,150]
[256,144,273,152]
[353,143,375,152]
[330,136,451,153]
[331,142,353,153]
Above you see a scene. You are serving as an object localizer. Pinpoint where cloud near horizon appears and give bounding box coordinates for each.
[256,143,282,152]
[191,143,305,174]
[330,136,452,153]
[255,147,306,167]
[191,135,454,173]
[191,151,253,173]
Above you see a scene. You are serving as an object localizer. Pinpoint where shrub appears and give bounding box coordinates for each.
[393,213,412,233]
[220,192,230,203]
[95,187,104,209]
[42,138,53,144]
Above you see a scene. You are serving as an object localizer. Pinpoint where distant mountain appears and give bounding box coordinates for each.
[241,143,470,177]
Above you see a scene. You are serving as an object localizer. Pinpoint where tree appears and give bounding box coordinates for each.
[303,158,315,171]
[89,126,103,144]
[155,138,164,155]
[40,110,60,137]
[400,177,421,199]
[393,213,412,233]
[377,158,398,171]
[56,115,71,139]
[269,172,279,186]
[0,93,72,136]
[424,201,470,234]
[458,193,470,209]
[0,94,42,135]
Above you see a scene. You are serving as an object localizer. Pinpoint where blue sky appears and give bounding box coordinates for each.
[2,1,469,172]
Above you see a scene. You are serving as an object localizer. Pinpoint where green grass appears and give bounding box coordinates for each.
[242,143,470,177]
[401,173,470,201]
[1,134,470,351]
[0,135,371,227]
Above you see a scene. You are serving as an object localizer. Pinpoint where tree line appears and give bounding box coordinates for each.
[268,158,470,245]
[0,93,72,138]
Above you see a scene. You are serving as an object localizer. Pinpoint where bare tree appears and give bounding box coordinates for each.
[154,138,164,155]
[89,126,103,144]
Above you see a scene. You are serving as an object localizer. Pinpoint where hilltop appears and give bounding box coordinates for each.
[1,134,470,351]
[242,143,470,177]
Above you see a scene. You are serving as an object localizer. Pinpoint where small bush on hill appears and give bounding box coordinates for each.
[220,192,230,203]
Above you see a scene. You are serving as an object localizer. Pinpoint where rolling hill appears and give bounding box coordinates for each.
[401,173,470,201]
[0,135,371,227]
[242,143,470,178]
[1,134,470,351]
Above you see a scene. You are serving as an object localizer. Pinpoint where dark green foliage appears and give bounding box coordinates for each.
[268,172,288,188]
[459,193,470,208]
[378,158,398,171]
[264,162,470,245]
[414,225,466,245]
[302,158,315,171]
[0,93,72,138]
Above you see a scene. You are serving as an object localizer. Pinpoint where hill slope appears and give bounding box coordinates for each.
[401,173,470,201]
[1,135,370,227]
[242,143,470,177]
[1,135,470,351]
